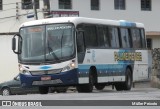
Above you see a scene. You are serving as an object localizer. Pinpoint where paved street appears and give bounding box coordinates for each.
[0,82,160,109]
[0,82,160,100]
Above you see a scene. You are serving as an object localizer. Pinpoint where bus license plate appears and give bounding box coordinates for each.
[41,76,51,81]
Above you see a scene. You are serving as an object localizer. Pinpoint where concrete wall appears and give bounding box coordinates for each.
[50,0,160,32]
[0,35,18,83]
[152,37,160,48]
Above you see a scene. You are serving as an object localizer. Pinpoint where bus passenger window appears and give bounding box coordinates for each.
[109,27,120,48]
[76,30,86,64]
[120,28,131,48]
[104,26,110,48]
[97,26,105,47]
[77,32,85,53]
[131,29,142,48]
[140,29,146,48]
[84,25,98,47]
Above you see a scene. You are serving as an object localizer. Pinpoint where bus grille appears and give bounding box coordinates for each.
[32,79,63,85]
[30,69,62,75]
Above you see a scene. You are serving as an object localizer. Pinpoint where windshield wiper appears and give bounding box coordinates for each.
[61,29,65,58]
[47,42,59,61]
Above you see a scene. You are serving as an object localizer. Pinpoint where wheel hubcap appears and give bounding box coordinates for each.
[3,89,10,96]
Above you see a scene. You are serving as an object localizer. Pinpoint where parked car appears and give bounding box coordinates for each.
[0,74,69,96]
[0,75,39,96]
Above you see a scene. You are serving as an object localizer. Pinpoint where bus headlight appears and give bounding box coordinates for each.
[62,63,76,72]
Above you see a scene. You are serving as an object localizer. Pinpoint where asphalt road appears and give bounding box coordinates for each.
[0,82,160,109]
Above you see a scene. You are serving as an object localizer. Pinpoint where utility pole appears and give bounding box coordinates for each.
[32,0,38,20]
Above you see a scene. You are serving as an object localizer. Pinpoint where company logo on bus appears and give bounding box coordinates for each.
[114,52,142,61]
[39,66,52,70]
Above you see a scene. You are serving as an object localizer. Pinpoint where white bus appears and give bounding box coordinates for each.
[12,17,148,94]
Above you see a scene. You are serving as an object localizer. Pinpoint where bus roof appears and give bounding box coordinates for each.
[21,17,144,28]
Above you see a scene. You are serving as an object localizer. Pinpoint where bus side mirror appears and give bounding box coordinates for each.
[12,38,16,51]
[12,34,22,54]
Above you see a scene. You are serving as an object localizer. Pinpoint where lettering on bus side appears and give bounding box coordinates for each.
[114,52,142,61]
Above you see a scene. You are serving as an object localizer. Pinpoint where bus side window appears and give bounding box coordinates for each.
[104,26,110,48]
[140,29,146,48]
[109,27,120,48]
[77,31,85,53]
[84,25,98,47]
[120,28,131,48]
[97,26,105,47]
[76,30,86,63]
[131,29,142,48]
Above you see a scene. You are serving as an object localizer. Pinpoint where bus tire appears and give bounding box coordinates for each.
[39,86,49,94]
[76,73,93,93]
[123,68,132,90]
[95,84,105,90]
[115,68,132,91]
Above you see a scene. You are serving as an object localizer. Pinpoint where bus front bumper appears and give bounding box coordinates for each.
[20,69,78,88]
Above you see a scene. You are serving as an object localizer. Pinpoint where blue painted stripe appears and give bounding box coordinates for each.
[120,21,136,27]
[78,64,125,70]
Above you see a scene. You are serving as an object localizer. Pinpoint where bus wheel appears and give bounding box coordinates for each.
[115,68,132,91]
[39,86,49,94]
[123,68,132,90]
[76,73,93,93]
[95,84,105,90]
[86,73,94,92]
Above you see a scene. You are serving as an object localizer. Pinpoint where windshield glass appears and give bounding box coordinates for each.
[19,24,75,63]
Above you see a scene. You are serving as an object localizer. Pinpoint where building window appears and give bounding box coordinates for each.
[43,0,50,10]
[22,0,39,9]
[114,0,125,10]
[147,38,152,49]
[91,0,99,10]
[141,0,151,11]
[0,0,2,10]
[59,0,72,9]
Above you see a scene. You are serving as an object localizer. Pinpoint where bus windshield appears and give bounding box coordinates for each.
[19,24,75,63]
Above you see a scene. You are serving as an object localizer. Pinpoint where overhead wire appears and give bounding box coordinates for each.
[8,20,18,33]
[0,8,17,12]
[0,10,43,20]
[0,1,42,20]
[0,18,15,24]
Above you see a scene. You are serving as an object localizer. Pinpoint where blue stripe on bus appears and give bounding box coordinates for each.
[78,64,128,77]
[78,64,124,70]
[120,21,136,27]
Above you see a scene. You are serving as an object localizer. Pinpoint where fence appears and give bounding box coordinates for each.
[151,48,160,88]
